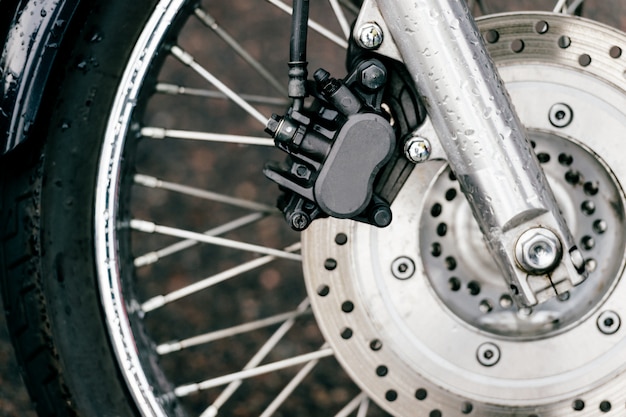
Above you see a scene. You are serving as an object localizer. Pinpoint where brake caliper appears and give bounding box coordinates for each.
[264,59,396,231]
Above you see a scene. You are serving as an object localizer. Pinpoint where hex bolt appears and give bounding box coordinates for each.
[391,256,416,280]
[360,64,387,90]
[477,342,501,367]
[357,22,384,49]
[404,136,432,163]
[597,310,621,335]
[549,103,574,128]
[515,228,563,275]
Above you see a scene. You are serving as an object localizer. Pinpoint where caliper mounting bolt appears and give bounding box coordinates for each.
[357,22,384,50]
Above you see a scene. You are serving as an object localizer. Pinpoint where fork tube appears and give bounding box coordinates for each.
[376,0,586,306]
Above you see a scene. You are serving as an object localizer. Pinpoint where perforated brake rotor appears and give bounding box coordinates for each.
[303,13,626,417]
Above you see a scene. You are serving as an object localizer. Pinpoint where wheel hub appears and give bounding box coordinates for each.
[303,13,626,416]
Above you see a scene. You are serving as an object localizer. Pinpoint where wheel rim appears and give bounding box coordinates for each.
[93,2,626,416]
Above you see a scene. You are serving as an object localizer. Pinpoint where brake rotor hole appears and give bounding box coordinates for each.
[511,39,525,53]
[584,181,599,196]
[462,402,473,414]
[449,277,461,292]
[535,20,549,34]
[581,236,595,251]
[558,35,571,49]
[341,301,354,313]
[415,388,428,401]
[558,153,574,166]
[565,170,581,185]
[610,46,622,58]
[430,410,442,417]
[537,152,550,163]
[499,294,513,308]
[431,242,442,257]
[445,256,457,271]
[572,399,585,411]
[593,219,607,234]
[578,54,592,67]
[581,200,596,215]
[341,328,353,339]
[376,365,388,377]
[437,223,448,236]
[479,299,493,313]
[484,29,499,44]
[445,188,457,201]
[468,281,481,296]
[385,390,398,402]
[431,203,443,217]
[585,258,597,273]
[324,258,337,271]
[335,233,348,245]
[599,401,612,412]
[317,285,330,297]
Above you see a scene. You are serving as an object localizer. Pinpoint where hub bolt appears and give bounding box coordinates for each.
[515,228,563,274]
[597,311,621,335]
[357,22,384,49]
[477,342,501,367]
[549,103,574,128]
[391,256,416,280]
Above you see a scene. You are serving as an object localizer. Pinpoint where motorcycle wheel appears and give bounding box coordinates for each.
[2,1,626,416]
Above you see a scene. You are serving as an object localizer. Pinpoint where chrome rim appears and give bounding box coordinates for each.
[94,1,626,416]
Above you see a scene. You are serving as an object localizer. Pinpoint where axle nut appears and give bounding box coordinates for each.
[515,228,563,274]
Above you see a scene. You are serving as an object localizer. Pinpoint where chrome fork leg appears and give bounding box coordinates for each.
[369,0,587,306]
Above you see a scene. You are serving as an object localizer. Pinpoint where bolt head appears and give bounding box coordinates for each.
[360,64,387,90]
[404,136,432,163]
[515,228,563,274]
[357,22,384,49]
[549,103,573,128]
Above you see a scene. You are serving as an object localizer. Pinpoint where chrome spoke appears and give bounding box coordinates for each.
[335,392,368,417]
[194,7,288,96]
[201,298,312,415]
[259,343,328,417]
[134,174,276,211]
[357,397,370,417]
[134,213,269,268]
[156,306,312,354]
[328,0,351,39]
[155,83,290,106]
[170,45,268,125]
[141,126,274,146]
[553,0,568,12]
[175,347,334,396]
[140,242,301,312]
[566,0,585,14]
[265,0,349,48]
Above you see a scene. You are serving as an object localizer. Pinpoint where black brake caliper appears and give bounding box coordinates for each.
[264,59,396,231]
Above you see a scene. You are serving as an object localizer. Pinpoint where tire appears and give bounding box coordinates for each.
[2,1,626,417]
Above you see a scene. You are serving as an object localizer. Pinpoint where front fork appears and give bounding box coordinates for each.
[267,0,587,307]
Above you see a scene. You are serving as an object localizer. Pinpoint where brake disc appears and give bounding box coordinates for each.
[303,13,626,417]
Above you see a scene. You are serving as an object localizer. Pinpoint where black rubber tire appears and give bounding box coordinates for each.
[0,1,158,415]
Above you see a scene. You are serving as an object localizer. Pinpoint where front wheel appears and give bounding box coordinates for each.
[2,1,626,416]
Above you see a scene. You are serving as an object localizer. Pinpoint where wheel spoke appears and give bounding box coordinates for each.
[199,298,312,415]
[194,7,288,96]
[169,45,268,125]
[265,0,349,48]
[328,0,351,39]
[175,347,334,396]
[258,343,328,417]
[140,242,301,312]
[335,392,369,417]
[156,306,312,354]
[155,83,290,106]
[134,174,276,211]
[134,212,270,268]
[141,126,275,146]
[357,397,370,417]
